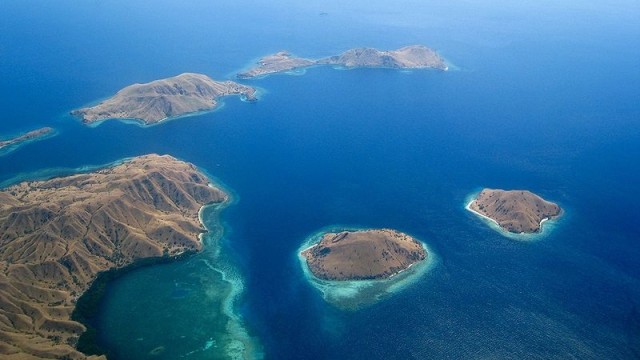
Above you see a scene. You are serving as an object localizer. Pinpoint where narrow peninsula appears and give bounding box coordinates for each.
[238,45,447,79]
[71,73,257,126]
[302,229,426,281]
[0,154,227,359]
[0,127,54,153]
[468,189,561,234]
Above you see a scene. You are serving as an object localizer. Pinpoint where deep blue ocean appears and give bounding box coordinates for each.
[1,0,639,359]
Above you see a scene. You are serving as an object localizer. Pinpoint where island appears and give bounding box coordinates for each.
[237,51,315,79]
[0,127,54,152]
[238,45,448,79]
[302,229,426,280]
[298,228,432,309]
[71,73,257,126]
[316,45,448,70]
[467,189,561,234]
[0,154,227,359]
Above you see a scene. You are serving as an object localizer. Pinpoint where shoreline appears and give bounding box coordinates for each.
[465,198,502,228]
[0,127,57,156]
[74,91,258,128]
[72,250,198,357]
[236,46,449,79]
[0,156,136,189]
[297,226,436,310]
[5,157,262,360]
[300,229,424,281]
[197,185,264,360]
[71,164,228,358]
[79,107,222,128]
[464,191,561,240]
[76,195,262,360]
[239,61,447,80]
[237,64,320,80]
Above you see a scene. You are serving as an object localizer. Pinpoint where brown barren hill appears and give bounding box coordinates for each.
[469,189,561,233]
[317,45,448,70]
[0,154,227,359]
[237,45,447,79]
[71,73,256,125]
[302,229,426,281]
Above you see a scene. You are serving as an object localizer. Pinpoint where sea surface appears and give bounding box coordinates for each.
[1,0,639,359]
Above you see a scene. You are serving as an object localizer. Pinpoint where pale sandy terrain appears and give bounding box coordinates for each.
[302,229,426,281]
[469,189,561,233]
[0,154,227,359]
[71,73,256,125]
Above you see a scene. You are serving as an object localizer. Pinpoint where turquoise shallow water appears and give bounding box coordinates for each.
[0,0,639,359]
[296,227,438,310]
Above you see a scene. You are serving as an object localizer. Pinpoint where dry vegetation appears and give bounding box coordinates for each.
[302,229,426,281]
[237,51,315,79]
[470,189,561,233]
[0,128,54,150]
[71,73,256,125]
[0,154,227,359]
[238,45,447,79]
[316,45,447,70]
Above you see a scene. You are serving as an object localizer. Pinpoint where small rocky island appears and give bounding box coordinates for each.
[71,73,257,125]
[237,51,315,79]
[0,154,227,359]
[468,189,561,233]
[301,229,426,281]
[238,45,447,79]
[0,127,54,150]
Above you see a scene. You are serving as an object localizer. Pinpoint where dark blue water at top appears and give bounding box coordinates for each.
[0,0,639,359]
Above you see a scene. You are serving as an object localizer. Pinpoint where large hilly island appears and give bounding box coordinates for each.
[302,229,426,281]
[238,45,447,78]
[468,189,561,234]
[316,45,448,70]
[0,128,54,150]
[71,73,257,125]
[0,154,227,359]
